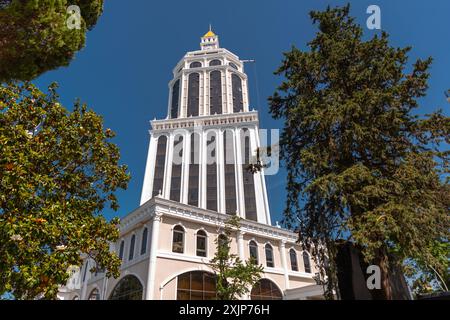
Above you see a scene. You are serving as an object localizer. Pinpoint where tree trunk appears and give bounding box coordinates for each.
[376,247,393,300]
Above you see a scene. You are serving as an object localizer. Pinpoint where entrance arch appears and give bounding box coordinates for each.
[108,275,143,300]
[176,271,217,300]
[250,279,283,300]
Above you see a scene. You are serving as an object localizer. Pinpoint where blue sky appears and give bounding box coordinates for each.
[34,0,450,225]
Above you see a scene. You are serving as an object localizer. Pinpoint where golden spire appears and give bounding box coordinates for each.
[203,24,216,38]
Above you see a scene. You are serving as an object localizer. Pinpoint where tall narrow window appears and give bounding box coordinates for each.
[129,235,135,261]
[209,70,222,115]
[232,74,243,112]
[290,249,298,271]
[241,129,257,221]
[196,230,207,257]
[170,79,180,118]
[303,252,311,273]
[152,135,167,197]
[141,228,148,255]
[206,133,217,211]
[265,244,274,267]
[172,225,185,253]
[187,73,200,117]
[223,130,237,215]
[170,135,183,202]
[188,133,200,206]
[118,240,124,261]
[249,241,259,264]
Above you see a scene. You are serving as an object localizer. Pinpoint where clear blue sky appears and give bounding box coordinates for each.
[34,0,450,225]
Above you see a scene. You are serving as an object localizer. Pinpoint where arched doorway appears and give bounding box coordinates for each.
[176,271,217,300]
[108,275,143,300]
[250,279,283,300]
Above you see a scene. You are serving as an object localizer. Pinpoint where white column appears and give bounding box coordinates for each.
[140,134,157,205]
[217,129,225,213]
[234,128,246,219]
[249,127,266,224]
[180,131,189,204]
[146,214,162,300]
[163,133,174,199]
[200,131,207,209]
[180,72,187,118]
[254,126,272,225]
[279,240,289,290]
[242,74,249,111]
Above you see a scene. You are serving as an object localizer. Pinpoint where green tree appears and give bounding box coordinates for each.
[209,216,263,300]
[269,4,449,299]
[0,0,104,82]
[0,82,130,299]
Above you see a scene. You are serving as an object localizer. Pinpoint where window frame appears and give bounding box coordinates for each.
[172,225,185,254]
[196,230,208,257]
[265,243,274,268]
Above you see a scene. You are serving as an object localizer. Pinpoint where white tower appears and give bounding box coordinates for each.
[140,29,271,225]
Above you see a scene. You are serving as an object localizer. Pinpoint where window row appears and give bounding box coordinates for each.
[170,71,243,119]
[118,227,149,262]
[171,226,312,272]
[188,60,238,68]
[152,129,257,221]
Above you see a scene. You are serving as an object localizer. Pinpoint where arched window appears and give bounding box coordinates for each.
[265,244,274,267]
[118,240,124,261]
[209,70,222,115]
[209,59,221,66]
[88,288,100,300]
[187,73,200,117]
[206,132,217,211]
[109,275,143,300]
[223,130,237,215]
[303,251,311,273]
[250,279,282,300]
[129,234,135,261]
[232,74,243,112]
[141,228,148,255]
[170,79,180,118]
[229,62,238,70]
[190,61,202,68]
[170,135,183,202]
[196,230,207,257]
[241,128,257,221]
[177,271,217,300]
[289,249,298,271]
[172,225,185,253]
[152,135,167,197]
[188,133,200,206]
[249,240,259,264]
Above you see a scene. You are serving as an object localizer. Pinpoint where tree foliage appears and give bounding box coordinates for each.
[0,0,104,82]
[0,82,130,299]
[209,216,264,300]
[269,4,449,299]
